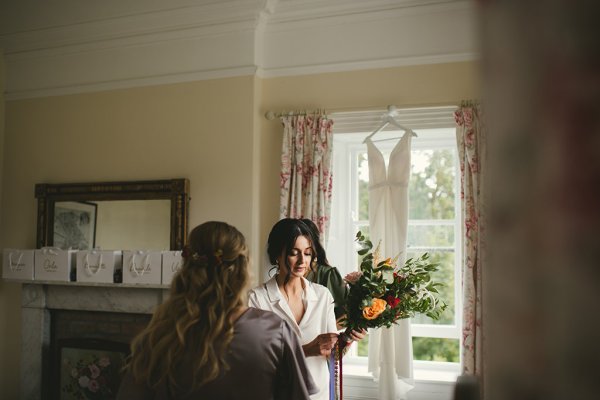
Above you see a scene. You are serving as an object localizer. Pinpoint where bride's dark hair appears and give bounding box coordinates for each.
[300,218,331,267]
[267,218,316,280]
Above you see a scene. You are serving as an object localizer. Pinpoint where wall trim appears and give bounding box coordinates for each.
[1,0,477,99]
[257,53,477,79]
[4,65,258,101]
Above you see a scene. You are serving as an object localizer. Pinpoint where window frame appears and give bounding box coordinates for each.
[327,122,462,372]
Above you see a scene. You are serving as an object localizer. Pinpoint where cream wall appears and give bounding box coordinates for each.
[0,61,479,397]
[0,51,21,398]
[0,75,258,397]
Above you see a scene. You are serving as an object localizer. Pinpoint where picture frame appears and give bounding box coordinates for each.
[56,338,129,400]
[35,179,190,251]
[53,201,98,250]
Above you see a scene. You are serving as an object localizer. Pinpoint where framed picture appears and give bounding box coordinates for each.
[57,338,129,400]
[53,201,97,250]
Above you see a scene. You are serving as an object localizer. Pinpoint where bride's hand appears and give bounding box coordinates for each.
[302,333,339,357]
[342,328,367,343]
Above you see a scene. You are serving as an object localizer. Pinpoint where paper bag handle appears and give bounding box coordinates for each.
[8,252,24,272]
[84,251,103,276]
[130,252,151,277]
[41,247,61,256]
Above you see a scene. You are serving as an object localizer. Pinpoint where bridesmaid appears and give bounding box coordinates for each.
[118,221,316,400]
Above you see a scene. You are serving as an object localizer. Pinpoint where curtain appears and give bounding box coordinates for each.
[279,114,334,239]
[365,133,414,399]
[454,103,487,378]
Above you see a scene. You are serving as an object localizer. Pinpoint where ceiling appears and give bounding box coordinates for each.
[0,0,478,99]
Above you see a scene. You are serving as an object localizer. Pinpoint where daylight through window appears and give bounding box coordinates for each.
[327,121,461,368]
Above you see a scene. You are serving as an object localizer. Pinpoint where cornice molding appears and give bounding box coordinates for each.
[257,52,477,79]
[1,0,478,99]
[1,0,264,54]
[268,0,467,26]
[5,65,258,101]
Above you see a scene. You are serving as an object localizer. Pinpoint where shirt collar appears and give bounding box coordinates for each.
[265,276,318,302]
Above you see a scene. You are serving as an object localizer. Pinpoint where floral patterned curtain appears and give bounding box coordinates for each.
[455,103,487,378]
[279,114,334,240]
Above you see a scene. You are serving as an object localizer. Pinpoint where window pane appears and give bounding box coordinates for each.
[413,337,459,362]
[407,224,454,248]
[357,152,369,220]
[409,149,456,220]
[407,251,455,325]
[357,334,369,357]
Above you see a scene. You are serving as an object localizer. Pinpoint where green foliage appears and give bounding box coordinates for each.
[355,335,459,362]
[412,337,459,362]
[341,232,447,332]
[358,149,456,221]
[409,149,456,220]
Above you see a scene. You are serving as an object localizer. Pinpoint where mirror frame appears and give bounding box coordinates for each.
[35,178,190,250]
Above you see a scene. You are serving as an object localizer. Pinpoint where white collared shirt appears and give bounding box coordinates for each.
[249,276,337,400]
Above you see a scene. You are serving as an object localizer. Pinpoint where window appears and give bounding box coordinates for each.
[327,110,461,373]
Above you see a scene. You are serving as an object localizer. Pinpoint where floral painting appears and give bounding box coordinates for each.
[60,347,127,400]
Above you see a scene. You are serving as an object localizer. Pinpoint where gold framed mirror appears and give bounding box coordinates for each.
[35,179,189,251]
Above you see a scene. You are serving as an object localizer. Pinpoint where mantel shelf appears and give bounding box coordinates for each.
[2,278,169,290]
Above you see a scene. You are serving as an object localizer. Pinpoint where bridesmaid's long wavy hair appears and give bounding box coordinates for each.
[127,221,250,393]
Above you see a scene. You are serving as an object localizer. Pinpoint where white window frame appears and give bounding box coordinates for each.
[326,108,462,379]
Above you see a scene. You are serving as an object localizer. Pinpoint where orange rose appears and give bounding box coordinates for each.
[362,298,387,320]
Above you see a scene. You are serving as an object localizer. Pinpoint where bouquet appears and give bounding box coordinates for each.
[329,232,447,399]
[340,231,447,334]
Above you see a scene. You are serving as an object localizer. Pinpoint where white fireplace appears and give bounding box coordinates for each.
[20,282,168,400]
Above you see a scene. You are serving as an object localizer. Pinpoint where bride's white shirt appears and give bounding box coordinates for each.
[249,276,337,400]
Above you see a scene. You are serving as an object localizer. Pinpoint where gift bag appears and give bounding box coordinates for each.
[122,250,162,285]
[161,250,183,285]
[2,249,35,280]
[34,247,76,281]
[76,250,122,283]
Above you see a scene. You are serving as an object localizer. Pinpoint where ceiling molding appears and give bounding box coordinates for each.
[4,65,258,101]
[1,0,478,99]
[257,52,477,79]
[268,0,468,27]
[0,0,265,54]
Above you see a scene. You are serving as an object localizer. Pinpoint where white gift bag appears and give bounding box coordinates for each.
[76,250,122,283]
[34,247,76,281]
[2,249,35,280]
[161,250,183,285]
[122,250,162,285]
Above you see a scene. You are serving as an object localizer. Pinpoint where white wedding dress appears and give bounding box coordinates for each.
[366,132,414,400]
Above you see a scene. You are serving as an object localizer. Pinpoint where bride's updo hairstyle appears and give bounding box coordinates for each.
[128,221,250,393]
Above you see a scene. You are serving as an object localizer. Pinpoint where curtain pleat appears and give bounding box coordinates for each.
[279,114,334,240]
[455,104,487,381]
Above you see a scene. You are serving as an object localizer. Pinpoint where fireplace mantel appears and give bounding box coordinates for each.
[18,281,168,400]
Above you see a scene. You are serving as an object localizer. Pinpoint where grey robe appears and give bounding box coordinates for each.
[117,308,316,400]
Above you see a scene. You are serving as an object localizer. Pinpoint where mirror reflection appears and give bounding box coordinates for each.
[53,200,171,250]
[36,179,189,251]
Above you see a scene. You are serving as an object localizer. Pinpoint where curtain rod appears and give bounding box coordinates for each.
[264,104,461,121]
[264,109,328,120]
[460,99,480,107]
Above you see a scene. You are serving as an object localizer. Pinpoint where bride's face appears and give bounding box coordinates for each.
[277,235,314,279]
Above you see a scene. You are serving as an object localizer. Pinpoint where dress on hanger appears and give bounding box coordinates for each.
[365,132,414,399]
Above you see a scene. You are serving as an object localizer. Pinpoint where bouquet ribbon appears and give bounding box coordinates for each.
[329,336,347,400]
